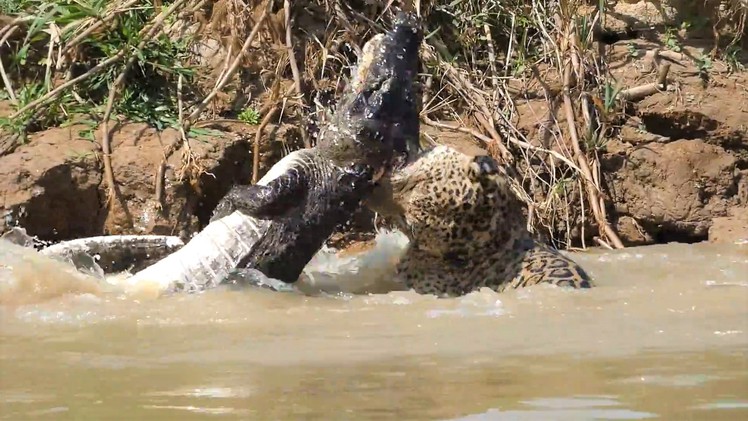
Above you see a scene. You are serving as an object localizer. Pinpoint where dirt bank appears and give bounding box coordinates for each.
[2,105,745,249]
[2,48,747,247]
[508,35,748,246]
[0,118,303,244]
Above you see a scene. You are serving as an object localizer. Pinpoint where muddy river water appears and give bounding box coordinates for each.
[1,232,747,420]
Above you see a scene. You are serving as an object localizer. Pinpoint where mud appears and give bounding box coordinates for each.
[0,119,304,243]
[510,35,748,246]
[2,96,746,248]
[1,232,748,419]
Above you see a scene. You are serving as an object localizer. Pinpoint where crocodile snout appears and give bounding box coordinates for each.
[324,12,423,167]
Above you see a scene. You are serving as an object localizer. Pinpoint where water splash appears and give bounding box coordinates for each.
[0,239,105,306]
[299,229,410,295]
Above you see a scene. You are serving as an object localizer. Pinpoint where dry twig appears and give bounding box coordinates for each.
[0,26,19,102]
[284,0,311,148]
[184,4,271,128]
[99,0,192,207]
[435,58,512,161]
[62,0,142,55]
[9,52,125,120]
[620,63,672,101]
[421,115,493,144]
[148,3,271,204]
[560,58,624,249]
[253,106,280,184]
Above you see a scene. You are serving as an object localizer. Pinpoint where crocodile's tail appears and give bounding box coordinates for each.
[39,235,184,274]
[123,211,270,294]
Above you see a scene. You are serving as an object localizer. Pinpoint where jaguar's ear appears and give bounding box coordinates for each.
[469,155,499,178]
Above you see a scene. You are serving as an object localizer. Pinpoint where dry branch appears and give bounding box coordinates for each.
[252,106,280,184]
[99,0,192,207]
[148,3,271,205]
[0,16,33,40]
[434,57,512,162]
[184,5,271,128]
[634,48,687,66]
[9,51,125,120]
[594,236,613,250]
[0,26,18,102]
[62,0,142,55]
[284,0,311,148]
[561,55,624,249]
[422,115,493,144]
[620,63,672,101]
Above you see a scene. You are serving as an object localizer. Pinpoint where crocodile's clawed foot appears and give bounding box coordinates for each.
[221,268,298,293]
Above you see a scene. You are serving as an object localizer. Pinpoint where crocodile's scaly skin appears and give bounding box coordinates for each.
[211,12,423,284]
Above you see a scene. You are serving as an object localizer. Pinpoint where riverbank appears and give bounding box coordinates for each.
[1,0,746,249]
